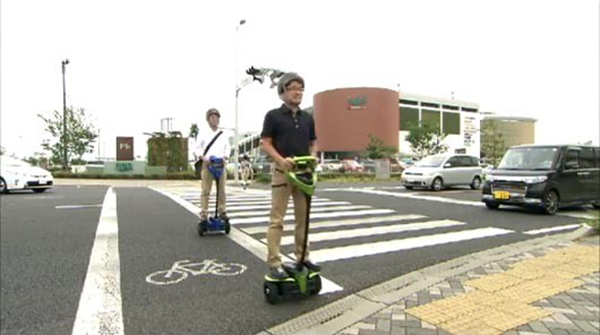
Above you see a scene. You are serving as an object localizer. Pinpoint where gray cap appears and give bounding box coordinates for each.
[277,72,304,95]
[206,108,220,120]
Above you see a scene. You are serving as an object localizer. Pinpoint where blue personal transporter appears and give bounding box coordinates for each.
[198,157,231,236]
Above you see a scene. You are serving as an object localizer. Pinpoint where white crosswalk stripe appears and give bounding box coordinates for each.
[232,209,397,225]
[269,220,467,246]
[227,205,372,218]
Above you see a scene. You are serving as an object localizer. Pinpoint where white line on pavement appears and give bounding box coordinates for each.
[271,220,468,246]
[72,187,124,335]
[209,201,352,211]
[232,209,396,225]
[523,224,582,235]
[149,187,344,295]
[301,227,514,263]
[241,214,428,235]
[55,204,103,209]
[227,205,372,218]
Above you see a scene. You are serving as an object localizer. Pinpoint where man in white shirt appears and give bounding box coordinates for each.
[195,108,231,223]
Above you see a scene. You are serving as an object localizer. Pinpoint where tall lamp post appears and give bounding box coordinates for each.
[233,19,246,183]
[61,58,70,170]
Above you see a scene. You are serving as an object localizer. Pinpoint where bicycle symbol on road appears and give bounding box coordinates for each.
[146,259,247,286]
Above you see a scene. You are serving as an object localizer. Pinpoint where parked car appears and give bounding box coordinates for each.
[322,159,343,172]
[362,159,376,173]
[482,144,600,215]
[389,158,403,173]
[401,154,482,191]
[252,155,272,174]
[399,158,416,170]
[341,159,364,173]
[0,156,54,193]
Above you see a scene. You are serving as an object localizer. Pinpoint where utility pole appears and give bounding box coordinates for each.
[61,58,70,170]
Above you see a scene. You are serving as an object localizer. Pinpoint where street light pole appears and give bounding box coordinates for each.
[61,58,69,170]
[234,19,246,183]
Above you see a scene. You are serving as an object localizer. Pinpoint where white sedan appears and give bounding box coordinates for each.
[0,156,54,193]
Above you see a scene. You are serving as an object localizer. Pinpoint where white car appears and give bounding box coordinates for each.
[0,156,54,193]
[401,154,483,191]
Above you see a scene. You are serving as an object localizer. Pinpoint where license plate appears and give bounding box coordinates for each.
[39,180,47,185]
[494,191,510,200]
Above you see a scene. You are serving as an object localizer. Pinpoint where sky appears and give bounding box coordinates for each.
[1,0,599,160]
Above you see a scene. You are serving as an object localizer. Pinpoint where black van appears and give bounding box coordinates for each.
[482,145,600,215]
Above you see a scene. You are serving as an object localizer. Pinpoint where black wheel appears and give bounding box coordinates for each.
[485,201,500,209]
[310,275,322,295]
[542,190,560,215]
[264,281,280,305]
[592,201,600,209]
[0,177,7,194]
[198,221,207,237]
[431,177,444,191]
[224,220,231,234]
[405,186,414,190]
[470,177,482,190]
[33,188,47,193]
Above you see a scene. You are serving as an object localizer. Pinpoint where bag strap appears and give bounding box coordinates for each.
[202,131,224,157]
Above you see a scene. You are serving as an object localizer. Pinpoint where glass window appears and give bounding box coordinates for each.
[565,150,580,169]
[580,148,595,168]
[417,156,447,167]
[422,110,441,130]
[400,107,419,130]
[443,112,460,135]
[498,147,559,170]
[447,157,461,167]
[457,156,473,167]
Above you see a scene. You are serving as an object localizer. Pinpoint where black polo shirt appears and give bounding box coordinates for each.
[260,104,316,158]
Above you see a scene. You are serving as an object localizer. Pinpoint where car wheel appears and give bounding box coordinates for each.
[431,177,444,191]
[405,186,414,190]
[485,201,500,209]
[33,188,47,193]
[470,177,482,190]
[0,177,7,194]
[542,190,560,215]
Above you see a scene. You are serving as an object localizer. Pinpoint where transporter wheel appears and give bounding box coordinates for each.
[0,177,8,194]
[310,275,322,295]
[224,220,231,234]
[264,281,280,305]
[33,188,47,193]
[592,201,600,210]
[198,221,207,237]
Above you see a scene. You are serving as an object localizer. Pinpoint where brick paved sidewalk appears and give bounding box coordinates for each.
[337,237,600,335]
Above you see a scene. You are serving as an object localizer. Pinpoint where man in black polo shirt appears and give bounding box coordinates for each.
[260,72,321,279]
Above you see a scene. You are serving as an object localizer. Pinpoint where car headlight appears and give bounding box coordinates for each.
[523,176,548,184]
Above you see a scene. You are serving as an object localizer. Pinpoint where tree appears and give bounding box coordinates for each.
[480,120,506,167]
[365,134,397,159]
[24,152,50,169]
[38,106,98,168]
[405,123,449,160]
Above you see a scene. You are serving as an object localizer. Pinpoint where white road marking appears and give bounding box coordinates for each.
[523,224,582,235]
[72,187,124,335]
[211,201,352,211]
[149,187,344,295]
[227,205,372,218]
[301,227,514,263]
[271,220,467,246]
[241,214,427,235]
[55,204,103,209]
[232,209,396,225]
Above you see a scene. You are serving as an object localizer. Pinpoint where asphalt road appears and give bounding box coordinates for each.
[0,184,593,335]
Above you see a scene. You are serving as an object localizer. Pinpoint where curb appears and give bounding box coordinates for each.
[260,226,593,335]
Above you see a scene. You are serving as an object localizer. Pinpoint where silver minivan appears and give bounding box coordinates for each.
[401,154,483,191]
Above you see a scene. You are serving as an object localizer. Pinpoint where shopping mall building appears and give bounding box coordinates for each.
[235,87,538,160]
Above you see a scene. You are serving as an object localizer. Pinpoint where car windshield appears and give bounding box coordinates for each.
[0,156,31,168]
[497,147,559,170]
[416,156,446,167]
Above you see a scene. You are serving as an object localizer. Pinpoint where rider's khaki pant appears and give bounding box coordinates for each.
[200,163,227,219]
[266,165,310,267]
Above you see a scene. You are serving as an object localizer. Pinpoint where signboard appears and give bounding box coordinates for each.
[116,137,134,161]
[347,96,367,110]
[463,116,477,147]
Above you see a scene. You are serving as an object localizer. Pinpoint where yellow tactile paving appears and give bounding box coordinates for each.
[406,245,600,334]
[464,273,525,292]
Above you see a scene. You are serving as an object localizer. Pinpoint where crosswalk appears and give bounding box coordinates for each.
[174,188,519,265]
